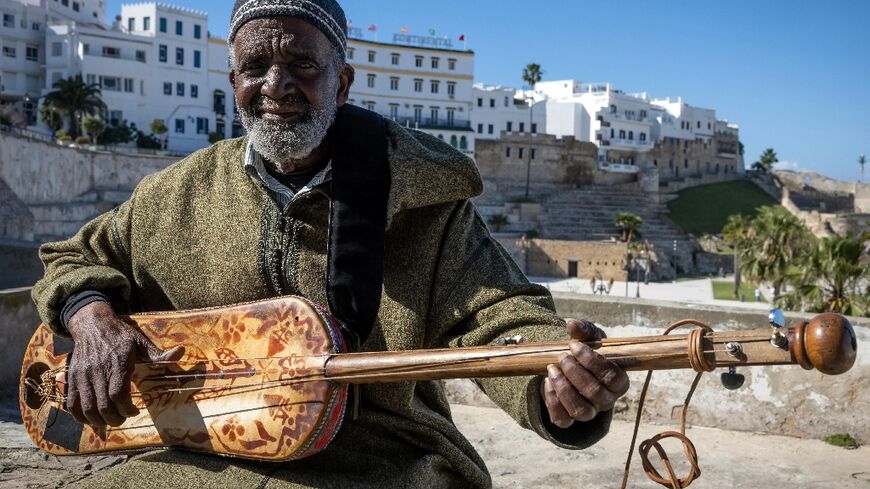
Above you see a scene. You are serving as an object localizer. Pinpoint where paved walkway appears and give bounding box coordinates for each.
[532,276,773,311]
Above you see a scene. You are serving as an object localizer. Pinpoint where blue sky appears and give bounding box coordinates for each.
[107,0,870,182]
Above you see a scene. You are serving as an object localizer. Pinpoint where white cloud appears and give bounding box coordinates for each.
[774,160,802,172]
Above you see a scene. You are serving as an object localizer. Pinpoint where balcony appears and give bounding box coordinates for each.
[600,138,653,151]
[392,116,472,131]
[600,111,652,124]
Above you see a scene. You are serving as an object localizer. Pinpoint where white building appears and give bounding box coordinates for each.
[40,2,236,152]
[470,83,545,141]
[346,29,474,155]
[1,0,104,123]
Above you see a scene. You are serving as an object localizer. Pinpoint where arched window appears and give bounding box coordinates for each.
[450,135,458,147]
[619,130,626,139]
[459,136,468,150]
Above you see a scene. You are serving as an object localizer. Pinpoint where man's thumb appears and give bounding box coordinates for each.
[138,336,185,363]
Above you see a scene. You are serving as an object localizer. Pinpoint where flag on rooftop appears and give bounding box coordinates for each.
[368,24,377,31]
[458,34,466,41]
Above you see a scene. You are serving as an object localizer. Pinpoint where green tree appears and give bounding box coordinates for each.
[150,119,168,149]
[98,121,136,146]
[208,131,225,144]
[779,233,869,316]
[722,214,749,298]
[81,116,105,145]
[488,214,509,232]
[521,63,543,199]
[39,105,64,132]
[752,148,778,173]
[740,206,810,299]
[43,75,106,138]
[614,212,643,243]
[860,154,866,183]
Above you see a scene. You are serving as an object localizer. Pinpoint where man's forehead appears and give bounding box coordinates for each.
[234,17,328,50]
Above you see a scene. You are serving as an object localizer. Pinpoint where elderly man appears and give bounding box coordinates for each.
[32,0,629,487]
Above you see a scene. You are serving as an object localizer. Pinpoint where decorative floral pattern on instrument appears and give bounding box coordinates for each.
[19,296,349,462]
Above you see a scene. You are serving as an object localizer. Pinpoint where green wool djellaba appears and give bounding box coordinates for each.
[32,119,611,489]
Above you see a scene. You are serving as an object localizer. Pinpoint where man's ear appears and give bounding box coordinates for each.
[336,64,354,107]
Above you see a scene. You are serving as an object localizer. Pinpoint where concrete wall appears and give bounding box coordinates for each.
[0,242,42,289]
[0,132,178,206]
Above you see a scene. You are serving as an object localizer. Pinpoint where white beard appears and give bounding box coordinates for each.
[238,96,337,165]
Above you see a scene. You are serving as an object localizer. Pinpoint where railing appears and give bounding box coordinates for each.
[0,124,54,144]
[601,112,652,124]
[392,116,472,131]
[599,162,640,174]
[605,138,652,148]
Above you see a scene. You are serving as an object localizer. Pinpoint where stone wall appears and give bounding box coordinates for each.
[647,134,744,184]
[524,239,629,281]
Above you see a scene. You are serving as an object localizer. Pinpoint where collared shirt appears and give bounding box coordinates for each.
[243,140,332,209]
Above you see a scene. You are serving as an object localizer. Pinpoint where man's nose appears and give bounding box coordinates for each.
[261,65,295,100]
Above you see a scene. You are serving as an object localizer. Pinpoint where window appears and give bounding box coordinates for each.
[477,98,483,107]
[32,22,41,31]
[697,121,701,129]
[26,46,38,62]
[72,2,79,12]
[448,58,456,70]
[488,124,494,135]
[532,123,537,134]
[531,149,536,160]
[177,82,185,96]
[628,131,634,140]
[101,76,120,91]
[163,82,172,95]
[365,101,375,111]
[191,84,198,98]
[413,106,422,122]
[124,78,134,92]
[610,128,614,138]
[109,110,122,126]
[3,14,15,28]
[389,104,399,119]
[367,50,375,62]
[103,46,120,58]
[477,124,483,134]
[447,82,455,97]
[159,45,167,62]
[519,122,525,133]
[640,133,647,142]
[175,118,185,133]
[128,17,135,31]
[176,47,184,65]
[159,17,167,33]
[415,56,423,67]
[506,147,512,158]
[447,108,455,126]
[175,20,183,36]
[413,79,423,92]
[51,42,62,56]
[194,24,201,39]
[429,107,439,123]
[347,47,354,59]
[134,49,145,62]
[507,122,513,132]
[619,130,626,139]
[61,0,68,6]
[196,117,209,134]
[366,74,376,88]
[193,50,201,68]
[2,46,16,58]
[389,77,399,91]
[460,136,467,150]
[391,53,399,65]
[430,80,439,93]
[143,17,150,30]
[518,148,524,159]
[610,104,617,114]
[504,97,509,107]
[450,135,458,147]
[431,57,440,69]
[489,99,495,108]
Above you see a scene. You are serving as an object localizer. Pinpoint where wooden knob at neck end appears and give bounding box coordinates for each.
[790,313,858,375]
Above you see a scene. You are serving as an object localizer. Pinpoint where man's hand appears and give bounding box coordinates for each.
[65,301,184,427]
[541,319,629,428]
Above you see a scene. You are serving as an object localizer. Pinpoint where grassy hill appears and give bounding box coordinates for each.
[666,179,779,236]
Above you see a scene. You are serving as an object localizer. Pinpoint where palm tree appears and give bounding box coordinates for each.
[860,154,866,183]
[722,214,748,298]
[43,75,106,138]
[614,212,643,243]
[522,63,544,199]
[752,148,778,173]
[740,206,810,299]
[488,214,509,232]
[779,233,869,316]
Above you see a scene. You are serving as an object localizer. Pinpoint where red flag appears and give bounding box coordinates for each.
[458,34,466,41]
[367,24,377,31]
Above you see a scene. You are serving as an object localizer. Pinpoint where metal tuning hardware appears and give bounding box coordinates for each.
[768,309,788,349]
[721,366,745,390]
[725,342,743,357]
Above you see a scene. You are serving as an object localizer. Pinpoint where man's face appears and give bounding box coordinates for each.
[230,17,352,167]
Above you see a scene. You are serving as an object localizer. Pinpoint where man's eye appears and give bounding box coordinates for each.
[242,61,267,73]
[294,61,316,70]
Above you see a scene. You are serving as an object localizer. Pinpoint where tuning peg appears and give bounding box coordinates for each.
[721,366,745,390]
[768,309,785,329]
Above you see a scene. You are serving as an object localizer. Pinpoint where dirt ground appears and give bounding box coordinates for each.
[2,401,868,488]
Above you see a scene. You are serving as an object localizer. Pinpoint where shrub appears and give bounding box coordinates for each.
[75,135,91,145]
[208,132,225,144]
[488,214,509,232]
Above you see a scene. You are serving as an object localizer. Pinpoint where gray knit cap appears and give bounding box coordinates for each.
[229,0,347,58]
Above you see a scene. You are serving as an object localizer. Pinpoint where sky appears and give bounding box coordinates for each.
[106,0,870,182]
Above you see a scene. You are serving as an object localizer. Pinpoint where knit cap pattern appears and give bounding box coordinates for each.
[229,0,348,58]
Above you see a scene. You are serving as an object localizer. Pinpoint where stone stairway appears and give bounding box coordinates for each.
[28,188,132,242]
[538,187,696,275]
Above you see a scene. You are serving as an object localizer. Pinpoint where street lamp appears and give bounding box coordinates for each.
[636,253,649,298]
[524,93,534,199]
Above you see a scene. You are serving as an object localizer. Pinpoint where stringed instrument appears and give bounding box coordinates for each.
[20,296,857,465]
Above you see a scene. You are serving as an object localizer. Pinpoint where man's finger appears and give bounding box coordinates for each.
[137,334,185,363]
[65,371,86,424]
[78,379,106,427]
[91,372,124,427]
[547,364,598,422]
[109,359,139,419]
[559,354,617,413]
[566,319,606,342]
[569,341,630,395]
[542,377,573,429]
